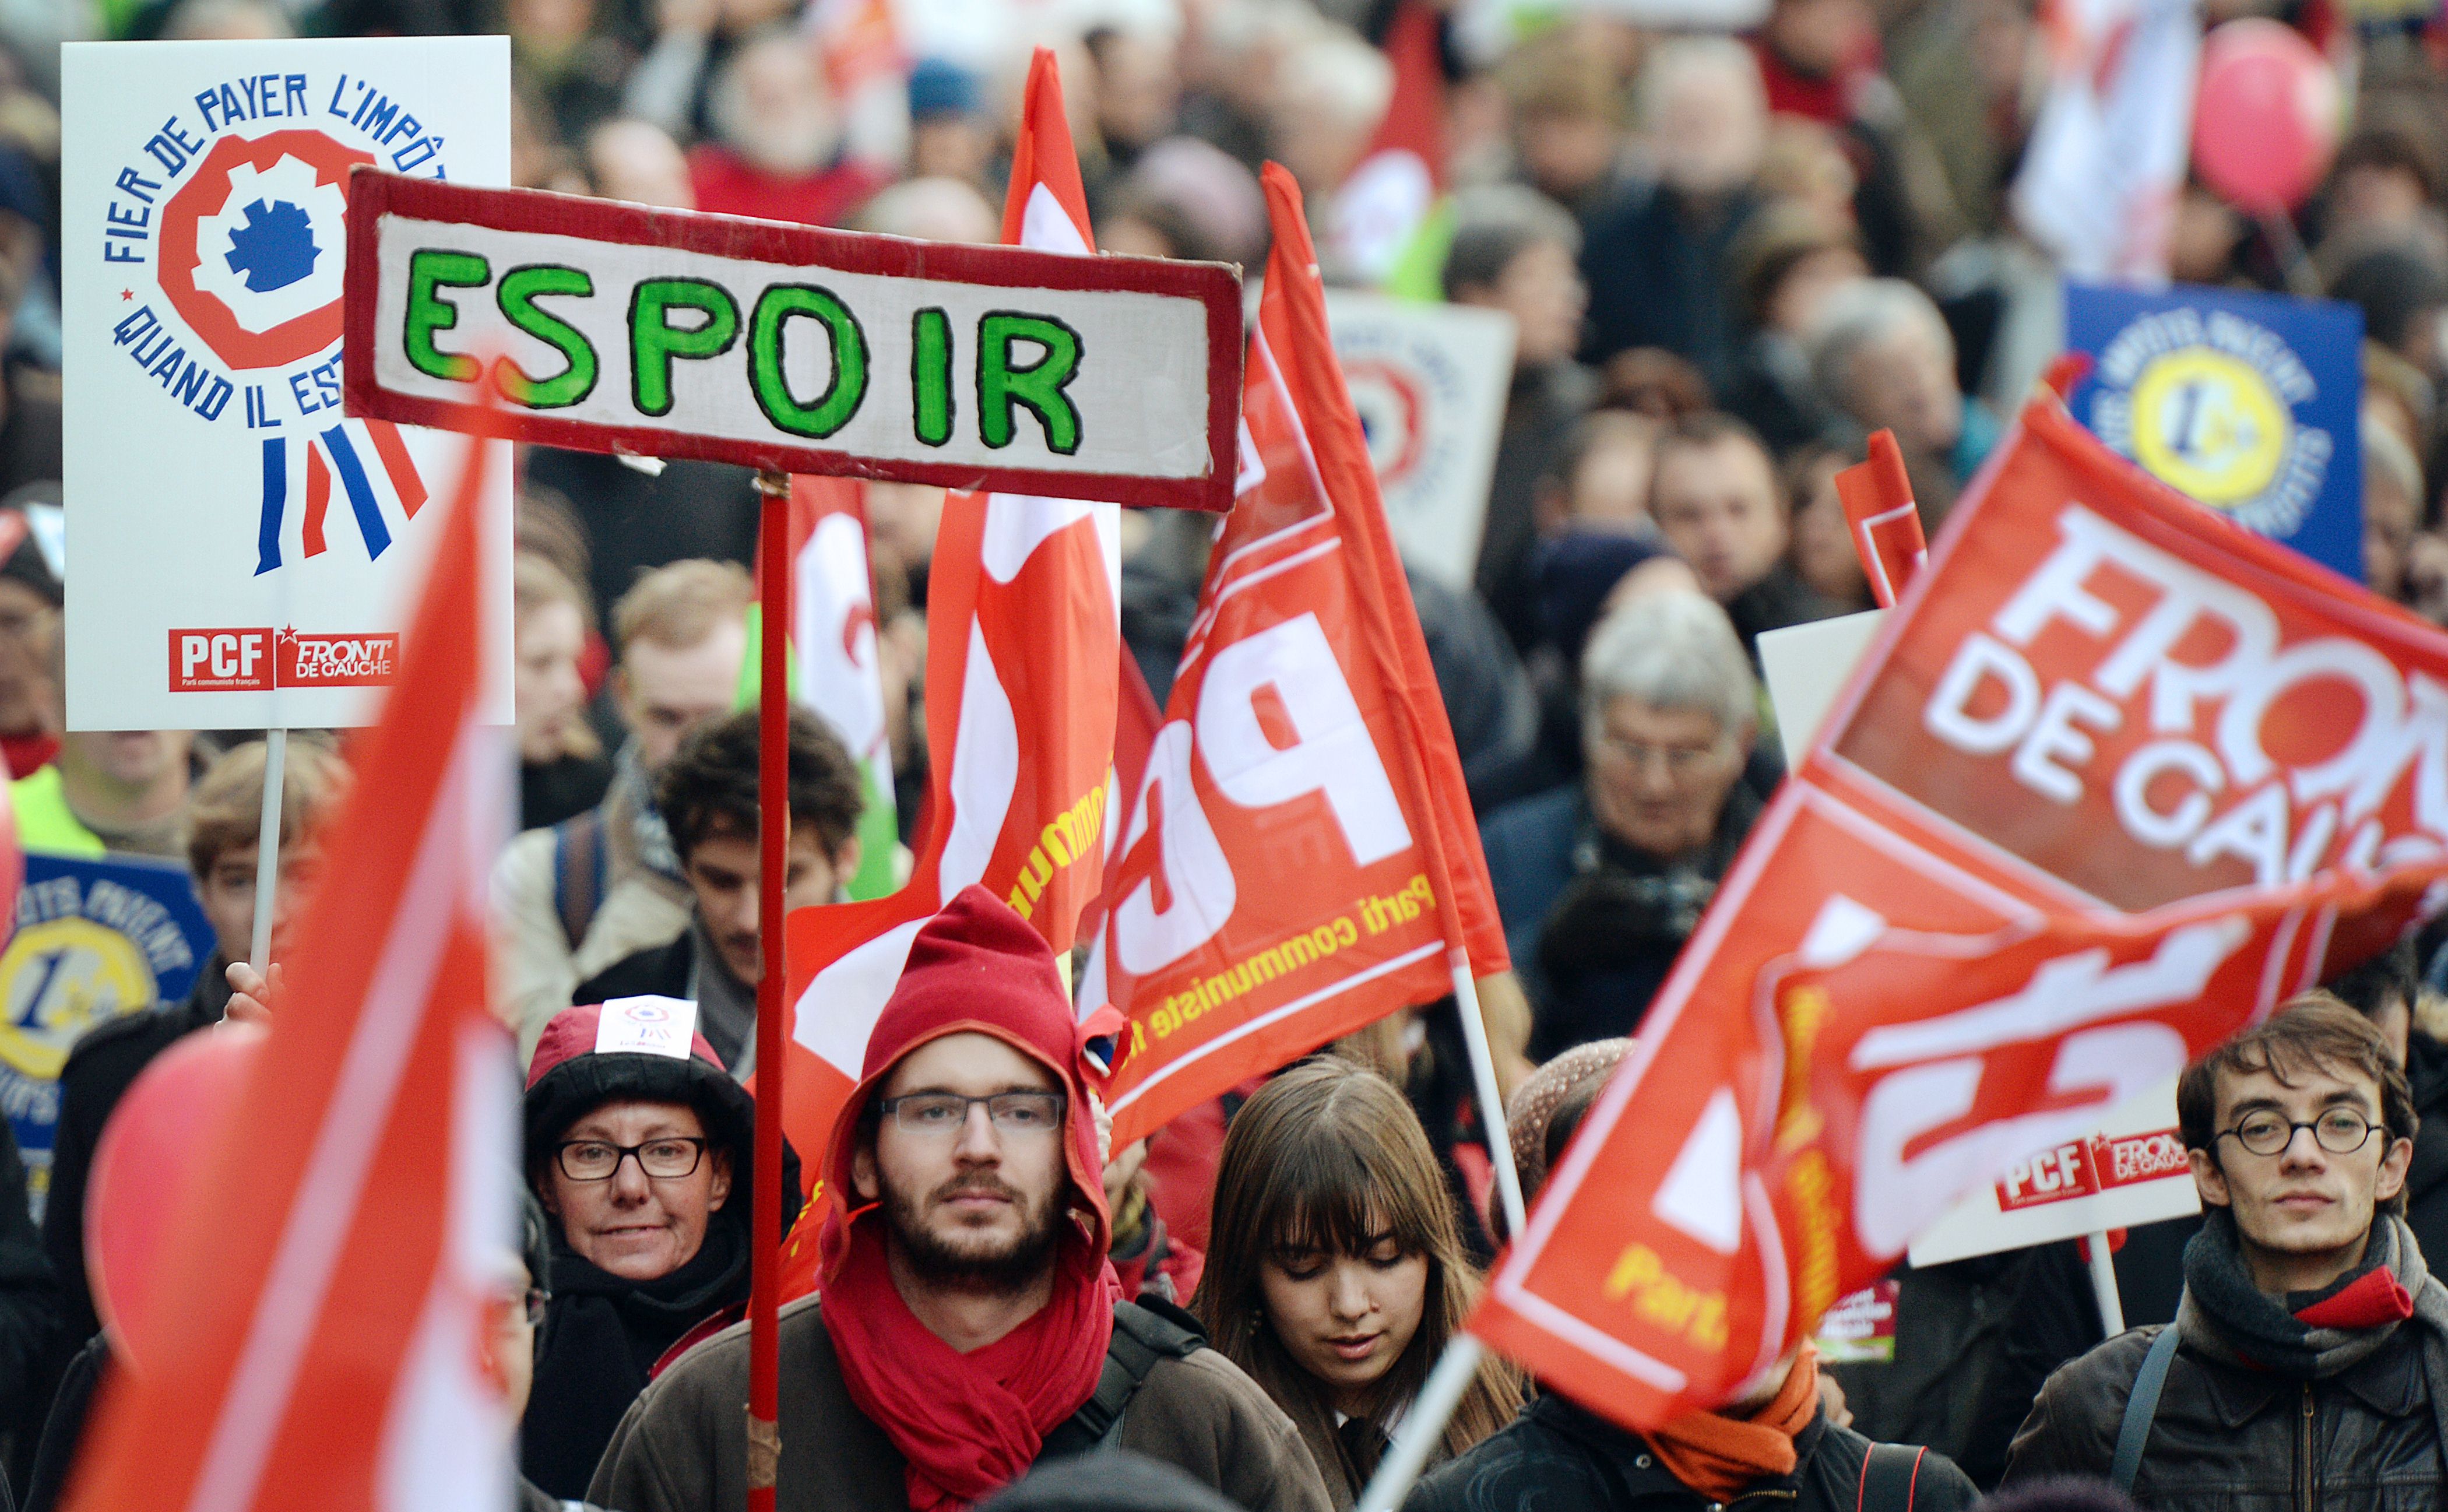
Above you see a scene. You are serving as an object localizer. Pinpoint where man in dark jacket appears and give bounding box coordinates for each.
[2003,997,2448,1505]
[574,706,864,1071]
[1405,1063,1979,1512]
[590,887,1332,1512]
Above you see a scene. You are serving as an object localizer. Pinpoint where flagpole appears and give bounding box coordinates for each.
[248,727,287,973]
[1354,1335,1485,1512]
[748,469,792,1511]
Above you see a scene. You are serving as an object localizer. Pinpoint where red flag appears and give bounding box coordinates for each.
[1833,430,1928,609]
[773,49,1121,1252]
[1469,394,2448,1428]
[1333,0,1446,283]
[66,432,511,1510]
[1087,166,1507,1148]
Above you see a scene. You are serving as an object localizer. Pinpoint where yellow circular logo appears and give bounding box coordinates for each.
[2129,349,2291,507]
[0,919,159,1082]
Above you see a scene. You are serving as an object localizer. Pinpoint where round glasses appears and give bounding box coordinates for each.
[553,1136,709,1182]
[2216,1108,2380,1158]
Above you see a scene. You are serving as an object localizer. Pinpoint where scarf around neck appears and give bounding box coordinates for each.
[824,1211,1121,1511]
[1644,1339,1821,1500]
[2180,1208,2422,1377]
[603,739,680,881]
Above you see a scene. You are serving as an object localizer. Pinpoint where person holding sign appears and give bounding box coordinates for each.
[589,888,1335,1512]
[1191,1061,1524,1508]
[2003,997,2448,1506]
[520,996,800,1502]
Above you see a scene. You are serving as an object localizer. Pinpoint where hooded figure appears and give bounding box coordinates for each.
[520,997,801,1500]
[588,887,1333,1512]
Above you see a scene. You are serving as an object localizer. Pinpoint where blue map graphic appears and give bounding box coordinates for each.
[224,198,318,293]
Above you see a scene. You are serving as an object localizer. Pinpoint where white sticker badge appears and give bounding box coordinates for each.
[594,995,698,1060]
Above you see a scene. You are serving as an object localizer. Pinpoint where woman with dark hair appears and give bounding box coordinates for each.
[1192,1060,1524,1507]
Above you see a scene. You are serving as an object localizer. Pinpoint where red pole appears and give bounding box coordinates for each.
[748,470,791,1510]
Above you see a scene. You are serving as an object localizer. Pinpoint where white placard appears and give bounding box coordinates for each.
[1758,609,1887,765]
[62,37,513,731]
[1323,292,1514,590]
[595,995,699,1059]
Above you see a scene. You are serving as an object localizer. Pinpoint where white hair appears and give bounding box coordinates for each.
[1274,25,1394,134]
[1634,35,1764,129]
[1581,590,1758,740]
[1804,277,1956,403]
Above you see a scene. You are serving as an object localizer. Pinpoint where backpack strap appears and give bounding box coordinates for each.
[551,809,608,952]
[1036,1300,1207,1462]
[2110,1325,2180,1495]
[1855,1443,1926,1511]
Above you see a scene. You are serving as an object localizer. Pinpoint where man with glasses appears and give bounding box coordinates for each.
[2003,994,2448,1506]
[518,996,800,1503]
[591,885,1333,1512]
[1482,588,1763,1054]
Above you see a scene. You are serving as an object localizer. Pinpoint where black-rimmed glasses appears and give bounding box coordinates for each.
[553,1136,709,1182]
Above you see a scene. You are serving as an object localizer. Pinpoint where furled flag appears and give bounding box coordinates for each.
[1833,429,1928,608]
[790,475,901,902]
[2011,0,2201,283]
[1469,392,2448,1429]
[1084,164,1508,1148]
[65,426,512,1511]
[1332,1,1449,294]
[773,48,1124,1233]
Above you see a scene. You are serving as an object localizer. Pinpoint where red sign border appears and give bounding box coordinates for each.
[162,131,374,372]
[342,171,1245,511]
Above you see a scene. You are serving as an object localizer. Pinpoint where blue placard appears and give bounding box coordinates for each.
[2064,281,2364,579]
[0,852,216,1221]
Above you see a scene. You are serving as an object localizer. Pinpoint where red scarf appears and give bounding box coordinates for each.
[824,1211,1121,1511]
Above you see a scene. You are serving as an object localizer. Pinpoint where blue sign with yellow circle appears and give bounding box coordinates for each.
[2066,281,2363,579]
[1,852,214,1221]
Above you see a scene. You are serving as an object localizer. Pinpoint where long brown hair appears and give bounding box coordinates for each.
[1192,1060,1524,1485]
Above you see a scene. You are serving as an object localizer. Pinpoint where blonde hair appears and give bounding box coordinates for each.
[610,559,753,662]
[184,737,349,880]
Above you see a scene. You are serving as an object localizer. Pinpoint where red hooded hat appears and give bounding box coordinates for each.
[819,884,1114,1280]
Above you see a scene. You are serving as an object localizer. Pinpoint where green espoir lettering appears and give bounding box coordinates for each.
[976,312,1083,454]
[404,248,488,384]
[494,264,598,409]
[629,277,739,417]
[748,284,868,439]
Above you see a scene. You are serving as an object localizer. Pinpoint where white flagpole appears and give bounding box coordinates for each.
[248,727,287,973]
[1448,958,1527,1240]
[2086,1230,2126,1336]
[1355,1336,1485,1512]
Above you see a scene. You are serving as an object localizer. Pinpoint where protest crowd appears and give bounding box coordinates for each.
[8,0,2448,1509]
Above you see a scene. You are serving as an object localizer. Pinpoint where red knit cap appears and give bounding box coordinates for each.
[819,885,1112,1281]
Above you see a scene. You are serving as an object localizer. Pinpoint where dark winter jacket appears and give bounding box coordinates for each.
[2002,1293,2448,1507]
[1401,1390,1978,1512]
[2403,1028,2448,1272]
[0,1120,65,1497]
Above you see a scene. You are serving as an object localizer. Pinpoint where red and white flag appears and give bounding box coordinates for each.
[787,475,901,901]
[775,48,1121,1233]
[1833,430,1928,609]
[1332,1,1446,286]
[1085,165,1507,1148]
[66,430,513,1510]
[1471,393,2448,1428]
[2012,0,2200,282]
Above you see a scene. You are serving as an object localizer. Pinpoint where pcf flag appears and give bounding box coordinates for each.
[1471,395,2448,1430]
[65,423,511,1512]
[1090,165,1507,1148]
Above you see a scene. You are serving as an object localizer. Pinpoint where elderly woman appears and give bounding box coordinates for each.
[1479,590,1763,1057]
[518,997,797,1501]
[1805,277,2001,490]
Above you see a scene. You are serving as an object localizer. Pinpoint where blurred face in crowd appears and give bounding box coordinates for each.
[1260,1227,1430,1414]
[544,1100,732,1282]
[1563,428,1656,535]
[1763,0,1875,76]
[0,578,55,739]
[1650,433,1787,601]
[1765,245,1868,336]
[615,620,747,773]
[1587,695,1749,859]
[1517,108,1620,206]
[854,1032,1071,1291]
[2191,1059,2411,1295]
[720,33,838,175]
[2330,163,2430,241]
[683,820,856,984]
[487,1255,539,1424]
[910,114,994,188]
[509,0,593,48]
[1837,319,1961,458]
[198,838,323,968]
[515,598,589,765]
[1093,29,1181,152]
[1455,240,1587,372]
[2365,455,2421,602]
[1788,456,1870,609]
[587,119,695,210]
[1647,56,1767,199]
[59,729,191,804]
[866,483,948,579]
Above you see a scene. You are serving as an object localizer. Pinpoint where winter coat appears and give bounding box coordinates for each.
[589,1296,1335,1512]
[0,1120,65,1496]
[2002,1306,2448,1508]
[1402,1391,1979,1512]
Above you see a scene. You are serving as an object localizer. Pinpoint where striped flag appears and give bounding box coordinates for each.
[65,423,513,1512]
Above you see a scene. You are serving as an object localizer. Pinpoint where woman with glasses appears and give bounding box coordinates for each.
[518,996,800,1502]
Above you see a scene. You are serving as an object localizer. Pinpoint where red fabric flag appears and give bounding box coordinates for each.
[1833,430,1927,609]
[1087,166,1507,1148]
[1333,0,1446,283]
[1469,394,2448,1427]
[65,432,512,1511]
[773,49,1121,1253]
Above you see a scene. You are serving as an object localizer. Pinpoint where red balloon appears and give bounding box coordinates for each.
[83,1024,262,1374]
[2192,19,2342,215]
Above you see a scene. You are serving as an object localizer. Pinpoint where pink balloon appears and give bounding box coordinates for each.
[2192,19,2342,215]
[83,1024,262,1374]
